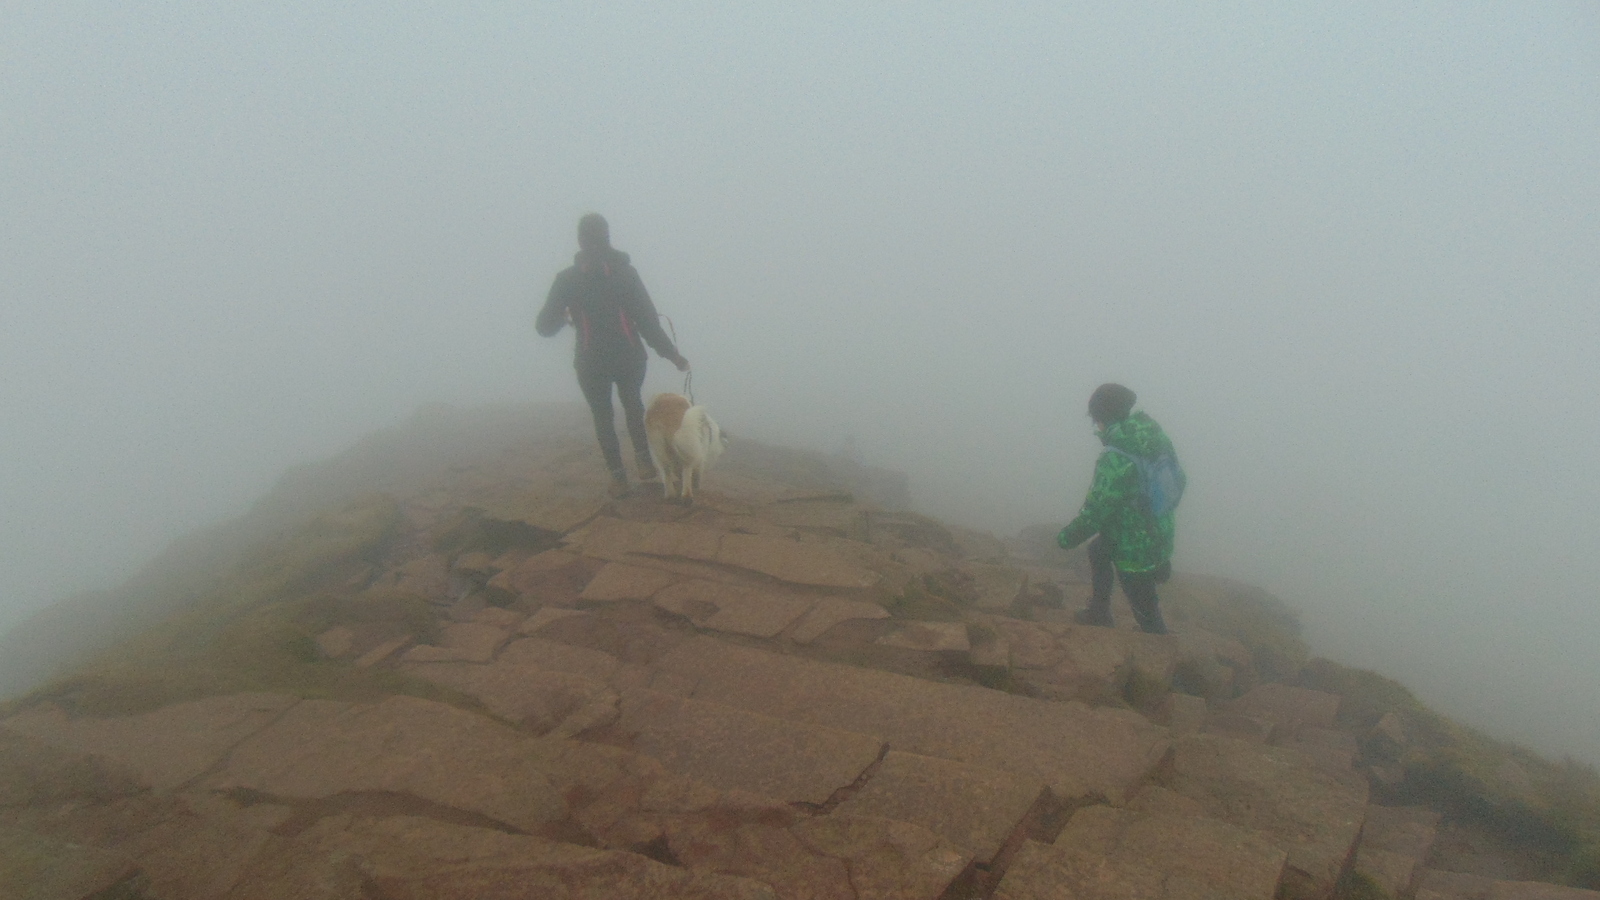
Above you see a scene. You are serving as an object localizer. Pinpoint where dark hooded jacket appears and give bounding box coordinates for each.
[1056,411,1178,573]
[537,248,680,369]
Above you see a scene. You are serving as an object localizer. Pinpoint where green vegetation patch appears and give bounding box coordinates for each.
[1304,657,1600,889]
[20,495,474,718]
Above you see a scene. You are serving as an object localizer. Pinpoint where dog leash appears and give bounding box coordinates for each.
[659,313,696,404]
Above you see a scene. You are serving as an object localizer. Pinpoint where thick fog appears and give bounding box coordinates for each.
[4,5,1597,761]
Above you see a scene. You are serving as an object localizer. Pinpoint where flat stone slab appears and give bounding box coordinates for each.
[965,563,1027,611]
[994,806,1287,900]
[654,580,815,639]
[519,607,592,634]
[1,693,298,792]
[618,688,885,805]
[716,532,881,588]
[408,660,617,736]
[1166,733,1368,900]
[475,492,607,534]
[788,596,889,644]
[580,562,682,602]
[498,637,623,682]
[225,813,776,900]
[204,695,566,832]
[0,825,144,900]
[1229,683,1342,735]
[441,621,512,661]
[833,750,1042,863]
[877,621,971,652]
[656,636,1169,804]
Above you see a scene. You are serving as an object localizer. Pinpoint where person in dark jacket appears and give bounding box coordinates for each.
[537,214,689,494]
[1056,383,1179,634]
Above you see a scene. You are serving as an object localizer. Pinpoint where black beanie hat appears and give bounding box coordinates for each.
[1088,383,1137,424]
[577,213,610,249]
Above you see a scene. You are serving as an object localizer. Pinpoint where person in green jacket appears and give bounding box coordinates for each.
[1057,383,1178,634]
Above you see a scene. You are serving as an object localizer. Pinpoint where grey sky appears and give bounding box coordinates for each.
[3,3,1598,760]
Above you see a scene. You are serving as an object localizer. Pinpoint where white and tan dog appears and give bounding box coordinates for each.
[644,392,725,502]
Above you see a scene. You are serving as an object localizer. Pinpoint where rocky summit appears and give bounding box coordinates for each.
[1,404,1597,900]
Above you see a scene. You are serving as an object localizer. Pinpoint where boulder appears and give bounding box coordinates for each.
[994,805,1287,900]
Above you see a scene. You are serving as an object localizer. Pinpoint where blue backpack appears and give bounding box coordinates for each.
[1103,446,1186,517]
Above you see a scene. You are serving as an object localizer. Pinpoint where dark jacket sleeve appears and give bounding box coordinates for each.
[621,267,681,359]
[535,272,571,337]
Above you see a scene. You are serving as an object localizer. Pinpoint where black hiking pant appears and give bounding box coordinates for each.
[576,355,650,480]
[1085,536,1169,635]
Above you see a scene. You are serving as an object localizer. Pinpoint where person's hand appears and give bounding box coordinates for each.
[673,355,691,372]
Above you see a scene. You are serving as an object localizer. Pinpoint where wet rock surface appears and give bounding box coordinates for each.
[3,405,1595,900]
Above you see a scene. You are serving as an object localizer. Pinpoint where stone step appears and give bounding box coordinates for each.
[1163,733,1369,900]
[654,635,1169,804]
[993,805,1287,900]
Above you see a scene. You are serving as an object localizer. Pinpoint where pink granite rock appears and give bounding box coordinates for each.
[618,688,884,805]
[995,805,1286,900]
[579,562,681,602]
[203,696,567,832]
[1166,733,1368,900]
[788,597,890,644]
[833,750,1043,863]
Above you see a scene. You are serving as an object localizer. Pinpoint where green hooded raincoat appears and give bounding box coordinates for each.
[1056,411,1178,574]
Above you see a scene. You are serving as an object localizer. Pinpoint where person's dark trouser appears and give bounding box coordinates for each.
[576,356,650,480]
[1086,535,1168,634]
